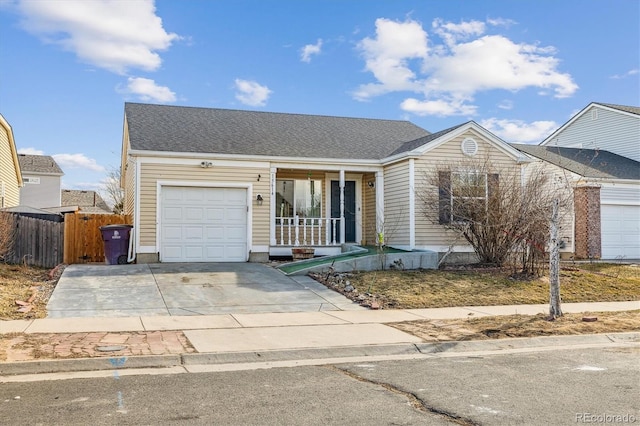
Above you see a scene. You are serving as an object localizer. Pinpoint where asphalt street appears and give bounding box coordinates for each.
[2,345,638,425]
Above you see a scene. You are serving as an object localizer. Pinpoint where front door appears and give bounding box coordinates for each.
[331,180,356,243]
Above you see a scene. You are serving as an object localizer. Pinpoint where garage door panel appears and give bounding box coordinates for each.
[162,226,183,240]
[226,206,247,219]
[184,207,205,221]
[163,207,183,221]
[162,246,183,260]
[184,188,206,202]
[226,226,247,240]
[601,204,640,259]
[184,226,206,240]
[161,186,248,262]
[205,190,225,202]
[206,208,225,221]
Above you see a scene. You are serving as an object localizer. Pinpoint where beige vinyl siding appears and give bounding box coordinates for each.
[414,130,523,247]
[523,160,576,252]
[124,156,136,216]
[362,172,376,245]
[0,119,21,208]
[383,161,410,245]
[139,162,271,248]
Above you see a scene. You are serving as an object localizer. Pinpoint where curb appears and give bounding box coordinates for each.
[0,354,182,376]
[2,332,638,377]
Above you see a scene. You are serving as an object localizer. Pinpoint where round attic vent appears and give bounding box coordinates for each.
[461,137,478,156]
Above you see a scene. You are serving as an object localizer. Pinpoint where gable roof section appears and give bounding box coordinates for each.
[0,114,23,186]
[540,102,640,146]
[388,123,467,156]
[387,121,529,163]
[18,154,64,175]
[124,103,431,160]
[512,144,640,180]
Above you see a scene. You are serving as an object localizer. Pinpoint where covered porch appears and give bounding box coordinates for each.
[268,165,384,257]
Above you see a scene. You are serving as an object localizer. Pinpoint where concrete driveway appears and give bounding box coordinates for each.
[46,263,361,318]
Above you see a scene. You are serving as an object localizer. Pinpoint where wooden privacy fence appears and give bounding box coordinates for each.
[4,214,64,268]
[63,213,132,264]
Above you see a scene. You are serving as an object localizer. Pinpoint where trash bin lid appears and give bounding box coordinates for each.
[99,224,133,230]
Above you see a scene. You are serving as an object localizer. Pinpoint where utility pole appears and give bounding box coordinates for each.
[549,198,562,319]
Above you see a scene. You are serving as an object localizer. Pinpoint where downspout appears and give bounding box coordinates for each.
[127,226,136,263]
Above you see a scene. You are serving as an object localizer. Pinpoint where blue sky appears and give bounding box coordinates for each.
[0,0,638,201]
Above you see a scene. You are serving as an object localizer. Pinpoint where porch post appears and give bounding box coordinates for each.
[269,167,276,246]
[409,159,415,250]
[339,169,345,245]
[376,170,384,245]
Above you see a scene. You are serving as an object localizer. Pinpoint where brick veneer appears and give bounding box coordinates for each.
[573,185,601,259]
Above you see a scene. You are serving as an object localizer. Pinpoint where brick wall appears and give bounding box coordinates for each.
[573,185,601,259]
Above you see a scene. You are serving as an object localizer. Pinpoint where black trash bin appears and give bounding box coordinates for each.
[100,224,133,265]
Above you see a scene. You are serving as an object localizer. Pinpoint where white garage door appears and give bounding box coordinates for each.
[601,204,640,259]
[160,186,248,262]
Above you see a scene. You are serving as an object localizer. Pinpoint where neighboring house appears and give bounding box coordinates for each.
[61,189,112,214]
[519,102,640,260]
[121,102,529,263]
[540,102,640,161]
[0,114,23,208]
[17,154,64,208]
[514,145,640,260]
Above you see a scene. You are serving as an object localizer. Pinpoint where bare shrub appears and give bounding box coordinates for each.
[419,158,572,275]
[0,212,16,261]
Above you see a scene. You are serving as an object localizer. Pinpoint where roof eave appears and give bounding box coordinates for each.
[127,148,384,166]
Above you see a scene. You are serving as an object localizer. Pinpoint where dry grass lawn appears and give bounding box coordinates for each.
[345,263,640,309]
[390,310,640,341]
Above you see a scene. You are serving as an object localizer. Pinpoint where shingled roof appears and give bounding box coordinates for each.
[18,154,64,175]
[61,189,112,214]
[596,103,640,116]
[512,144,640,180]
[124,103,431,160]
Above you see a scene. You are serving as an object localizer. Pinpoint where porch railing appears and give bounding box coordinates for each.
[275,215,341,246]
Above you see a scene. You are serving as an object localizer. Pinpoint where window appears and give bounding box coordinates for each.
[439,171,498,224]
[276,179,322,221]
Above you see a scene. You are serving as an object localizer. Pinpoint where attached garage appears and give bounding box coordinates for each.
[160,186,248,262]
[601,204,640,259]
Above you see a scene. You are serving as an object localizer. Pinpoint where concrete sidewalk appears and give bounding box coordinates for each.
[1,301,638,376]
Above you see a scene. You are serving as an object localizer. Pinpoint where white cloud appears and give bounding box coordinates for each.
[353,18,428,100]
[301,39,322,63]
[610,68,639,79]
[17,147,45,155]
[486,17,517,28]
[354,17,578,116]
[234,79,272,107]
[119,77,176,102]
[480,118,558,143]
[52,153,105,172]
[401,97,477,116]
[15,0,178,74]
[432,18,485,46]
[498,100,514,110]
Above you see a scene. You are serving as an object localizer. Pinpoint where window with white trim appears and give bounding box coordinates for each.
[439,170,499,224]
[275,179,322,223]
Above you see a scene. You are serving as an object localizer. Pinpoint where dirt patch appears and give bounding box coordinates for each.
[0,264,65,320]
[389,310,640,341]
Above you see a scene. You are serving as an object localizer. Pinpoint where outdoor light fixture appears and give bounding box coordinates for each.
[367,181,375,188]
[256,194,264,206]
